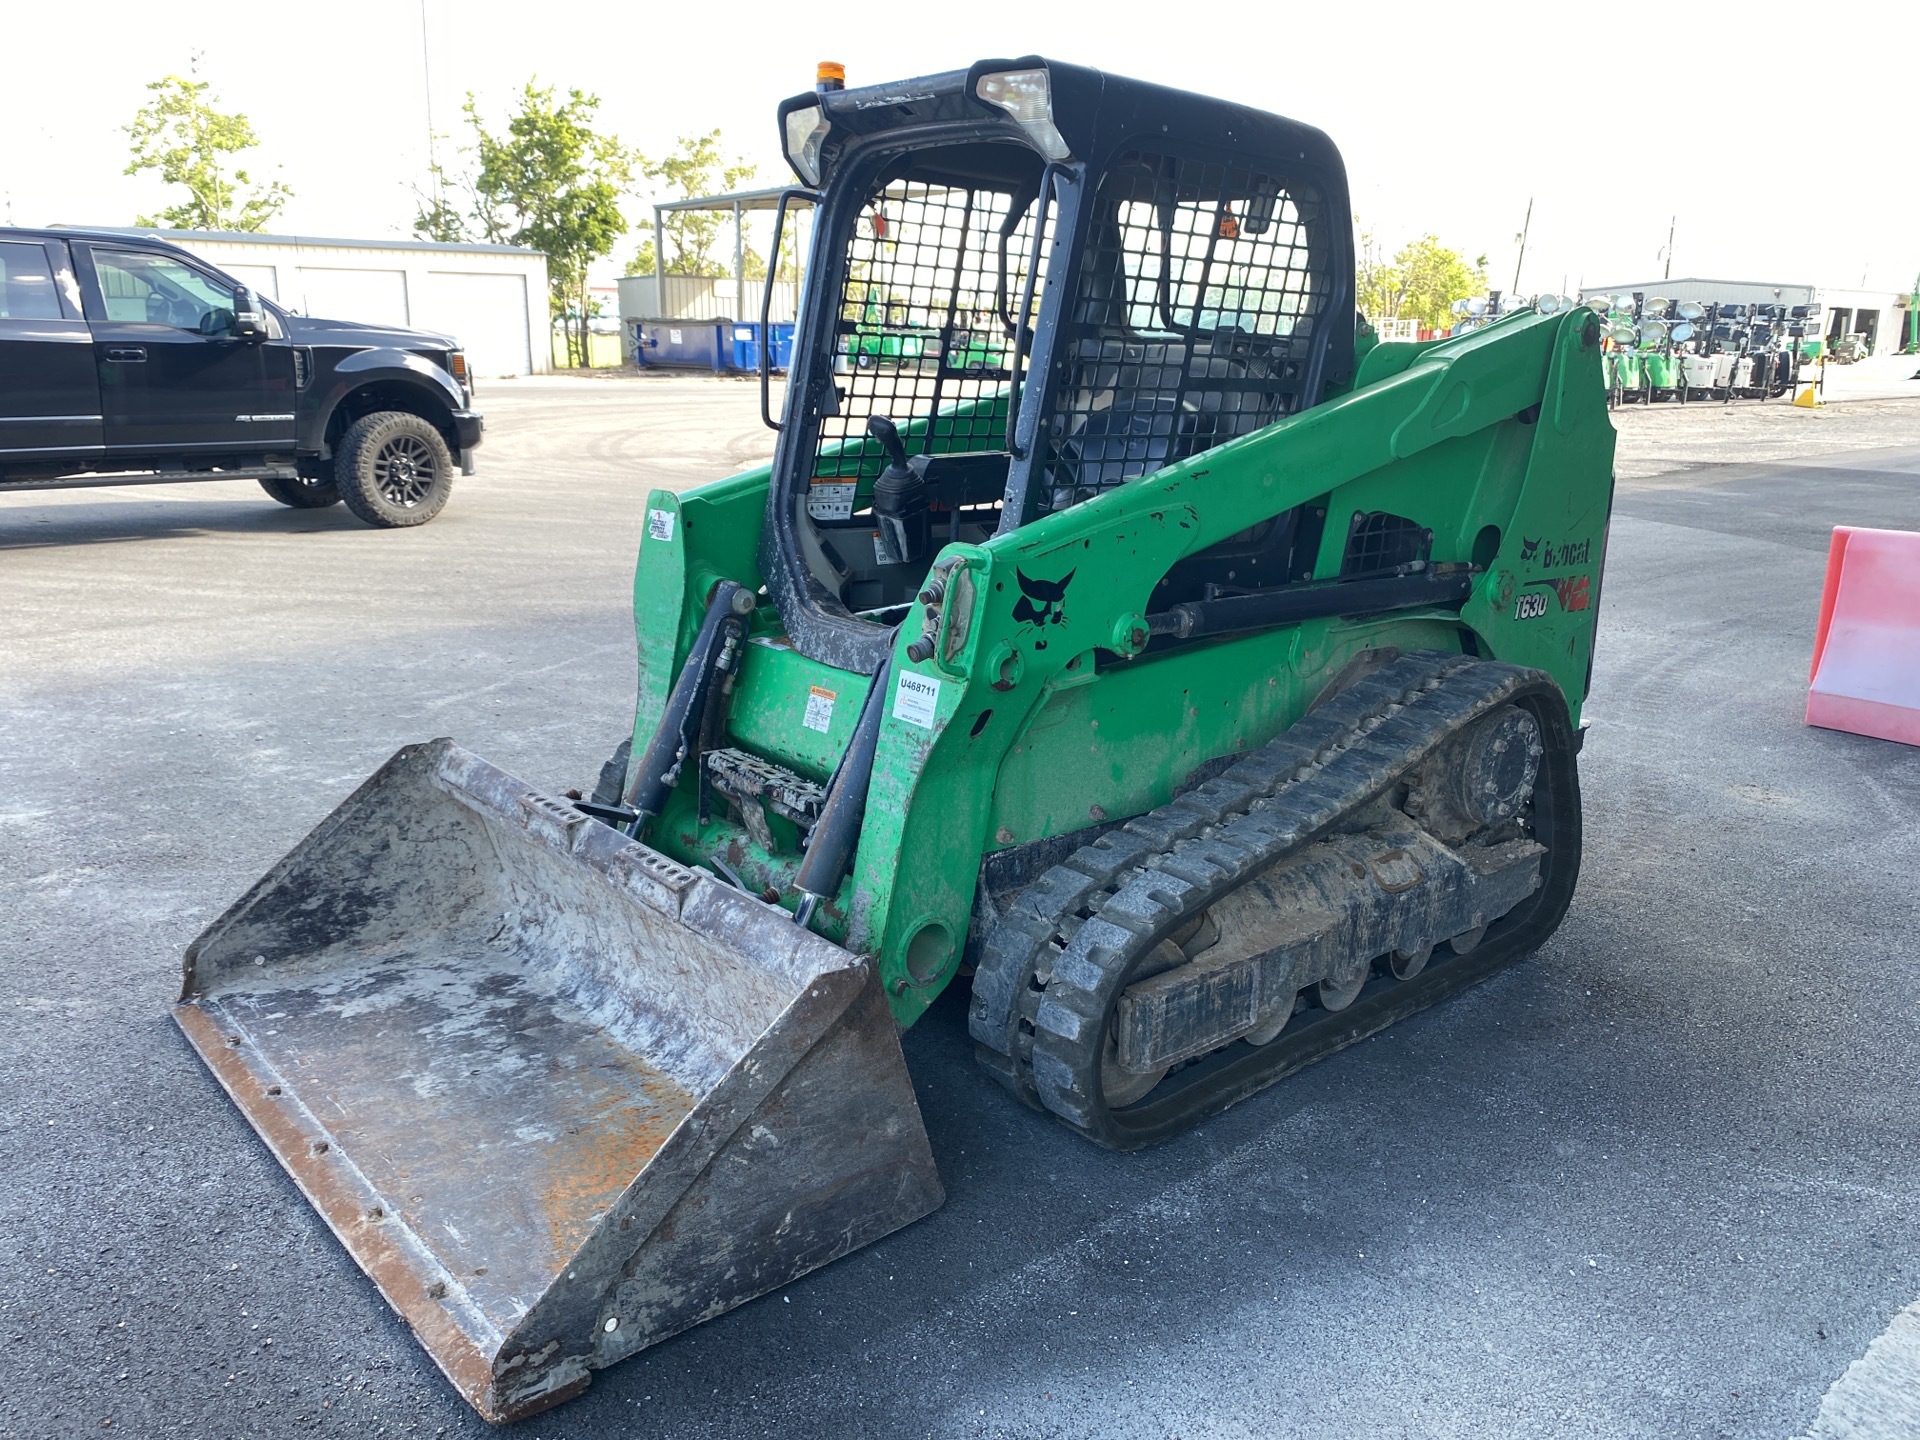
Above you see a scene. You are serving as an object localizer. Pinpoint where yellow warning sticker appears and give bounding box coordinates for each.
[803,685,837,733]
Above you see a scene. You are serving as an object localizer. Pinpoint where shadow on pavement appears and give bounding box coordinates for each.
[0,491,368,548]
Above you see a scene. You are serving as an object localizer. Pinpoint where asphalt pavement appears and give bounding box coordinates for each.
[2,379,1917,1439]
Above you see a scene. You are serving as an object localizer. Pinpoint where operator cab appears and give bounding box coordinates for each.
[763,58,1355,671]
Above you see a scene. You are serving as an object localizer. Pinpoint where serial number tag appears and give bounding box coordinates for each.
[807,483,855,522]
[647,508,676,543]
[893,671,941,728]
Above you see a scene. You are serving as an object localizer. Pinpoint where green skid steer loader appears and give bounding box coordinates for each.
[175,57,1615,1424]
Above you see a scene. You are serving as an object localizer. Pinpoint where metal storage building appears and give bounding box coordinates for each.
[69,228,551,377]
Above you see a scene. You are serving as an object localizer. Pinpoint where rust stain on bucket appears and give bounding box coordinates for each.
[530,1062,696,1266]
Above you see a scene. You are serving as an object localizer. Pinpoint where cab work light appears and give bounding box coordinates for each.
[784,104,831,187]
[974,67,1071,161]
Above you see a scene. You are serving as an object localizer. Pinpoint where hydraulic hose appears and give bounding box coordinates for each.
[622,579,757,834]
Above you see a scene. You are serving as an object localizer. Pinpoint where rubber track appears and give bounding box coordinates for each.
[968,650,1581,1149]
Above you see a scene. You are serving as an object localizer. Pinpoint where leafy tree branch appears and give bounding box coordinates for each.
[417,81,632,367]
[1356,230,1488,331]
[633,132,759,279]
[124,60,292,232]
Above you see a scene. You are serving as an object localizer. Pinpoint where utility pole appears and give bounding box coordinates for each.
[1511,197,1532,295]
[1663,216,1674,280]
[420,0,440,205]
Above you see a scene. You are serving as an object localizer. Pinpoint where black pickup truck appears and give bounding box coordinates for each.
[0,227,483,527]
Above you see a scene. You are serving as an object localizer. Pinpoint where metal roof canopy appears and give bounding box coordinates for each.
[654,186,800,214]
[649,187,816,322]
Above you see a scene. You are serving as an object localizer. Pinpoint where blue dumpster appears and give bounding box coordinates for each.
[633,321,729,372]
[728,325,757,371]
[727,322,796,373]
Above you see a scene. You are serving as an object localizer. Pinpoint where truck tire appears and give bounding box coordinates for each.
[258,472,341,509]
[334,412,454,528]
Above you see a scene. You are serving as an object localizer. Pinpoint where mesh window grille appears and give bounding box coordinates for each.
[813,178,1052,480]
[1036,150,1327,515]
[1341,511,1432,577]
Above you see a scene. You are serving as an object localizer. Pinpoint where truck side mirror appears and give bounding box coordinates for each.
[233,288,267,341]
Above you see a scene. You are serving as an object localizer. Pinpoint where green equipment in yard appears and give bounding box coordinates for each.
[1611,348,1645,403]
[175,57,1616,1424]
[1642,349,1675,399]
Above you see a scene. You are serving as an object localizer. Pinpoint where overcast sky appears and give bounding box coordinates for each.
[7,0,1916,296]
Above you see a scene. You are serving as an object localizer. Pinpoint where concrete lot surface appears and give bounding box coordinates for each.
[2,379,1918,1439]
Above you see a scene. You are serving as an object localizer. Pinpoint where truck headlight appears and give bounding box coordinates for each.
[974,67,1071,162]
[448,350,469,386]
[783,104,831,188]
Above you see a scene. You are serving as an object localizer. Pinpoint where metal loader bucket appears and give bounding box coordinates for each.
[173,739,943,1423]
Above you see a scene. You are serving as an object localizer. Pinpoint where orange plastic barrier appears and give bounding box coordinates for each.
[1806,526,1920,747]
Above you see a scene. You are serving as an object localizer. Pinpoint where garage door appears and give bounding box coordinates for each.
[418,271,533,377]
[220,263,280,300]
[295,268,410,327]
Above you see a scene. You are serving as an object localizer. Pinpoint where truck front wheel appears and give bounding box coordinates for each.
[335,412,454,528]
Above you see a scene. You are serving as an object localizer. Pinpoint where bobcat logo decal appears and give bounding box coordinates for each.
[1013,567,1075,627]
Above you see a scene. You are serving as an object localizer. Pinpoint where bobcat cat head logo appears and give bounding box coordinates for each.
[1519,536,1540,563]
[1013,567,1075,626]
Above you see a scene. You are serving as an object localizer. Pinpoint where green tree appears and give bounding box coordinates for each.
[410,151,469,243]
[622,239,658,277]
[1353,231,1487,331]
[623,222,794,281]
[1355,227,1397,323]
[636,132,758,277]
[1395,236,1486,329]
[123,62,292,231]
[741,217,800,283]
[439,82,632,367]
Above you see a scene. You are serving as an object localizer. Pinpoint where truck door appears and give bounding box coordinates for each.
[0,237,104,466]
[74,244,296,459]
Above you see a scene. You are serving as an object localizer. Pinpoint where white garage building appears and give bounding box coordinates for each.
[82,228,551,377]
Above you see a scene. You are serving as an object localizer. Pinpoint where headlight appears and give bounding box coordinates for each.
[448,350,469,385]
[974,67,1071,162]
[783,104,831,188]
